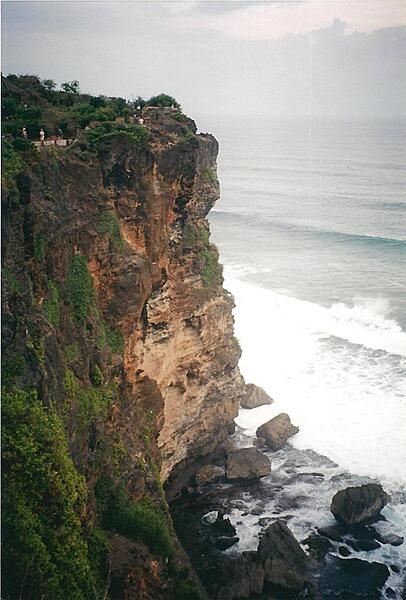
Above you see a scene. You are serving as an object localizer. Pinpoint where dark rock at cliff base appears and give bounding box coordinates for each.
[258,520,311,593]
[203,512,240,551]
[241,383,273,409]
[256,413,299,450]
[331,484,389,525]
[302,532,333,561]
[319,555,390,599]
[318,522,383,549]
[348,538,381,552]
[212,552,266,599]
[374,531,404,546]
[226,447,271,481]
[195,464,225,486]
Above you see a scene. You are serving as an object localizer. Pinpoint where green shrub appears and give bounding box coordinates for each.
[43,280,60,328]
[97,211,124,250]
[147,93,180,108]
[201,167,217,184]
[44,186,54,201]
[1,139,23,187]
[175,579,204,600]
[27,325,46,366]
[81,122,148,154]
[2,268,22,293]
[66,254,94,323]
[105,325,124,354]
[34,234,45,261]
[65,343,79,363]
[95,477,173,559]
[200,245,221,288]
[64,369,113,429]
[1,354,26,387]
[182,223,196,247]
[90,364,103,387]
[1,387,94,600]
[87,527,109,587]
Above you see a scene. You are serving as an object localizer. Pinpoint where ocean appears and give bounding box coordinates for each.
[198,115,406,596]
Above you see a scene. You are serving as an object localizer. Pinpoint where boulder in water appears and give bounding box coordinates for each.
[226,447,271,481]
[302,532,333,561]
[241,384,273,409]
[374,531,403,547]
[256,413,299,450]
[258,520,311,592]
[319,555,389,599]
[331,484,389,525]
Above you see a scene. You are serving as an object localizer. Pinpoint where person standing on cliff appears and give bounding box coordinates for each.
[39,128,45,146]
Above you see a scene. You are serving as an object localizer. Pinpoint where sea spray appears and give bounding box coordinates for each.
[226,268,406,484]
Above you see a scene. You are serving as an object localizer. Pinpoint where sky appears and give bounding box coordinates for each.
[2,1,406,119]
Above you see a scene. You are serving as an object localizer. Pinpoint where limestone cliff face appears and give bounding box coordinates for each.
[2,109,244,598]
[87,112,243,480]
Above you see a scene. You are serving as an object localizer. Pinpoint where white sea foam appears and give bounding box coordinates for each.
[225,268,406,484]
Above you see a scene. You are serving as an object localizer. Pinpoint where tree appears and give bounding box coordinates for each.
[61,80,80,94]
[135,95,146,109]
[146,94,180,108]
[90,95,106,109]
[42,79,56,91]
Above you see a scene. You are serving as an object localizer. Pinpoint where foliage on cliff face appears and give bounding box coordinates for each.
[95,476,174,558]
[1,388,97,600]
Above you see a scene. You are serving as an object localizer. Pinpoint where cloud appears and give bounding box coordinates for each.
[1,1,405,119]
[174,0,406,40]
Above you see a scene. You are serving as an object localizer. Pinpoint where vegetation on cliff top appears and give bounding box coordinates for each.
[2,74,180,139]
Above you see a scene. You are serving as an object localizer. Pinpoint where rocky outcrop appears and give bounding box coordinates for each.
[318,556,389,599]
[241,383,273,409]
[256,413,299,450]
[258,520,311,593]
[226,447,271,481]
[331,484,389,525]
[196,464,225,486]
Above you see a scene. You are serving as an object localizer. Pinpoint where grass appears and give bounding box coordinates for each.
[66,254,94,323]
[105,325,124,354]
[63,369,113,430]
[2,268,22,294]
[65,343,79,363]
[200,245,221,288]
[95,477,174,559]
[34,234,45,262]
[90,364,103,387]
[1,354,26,388]
[201,167,217,184]
[43,280,60,328]
[97,211,124,250]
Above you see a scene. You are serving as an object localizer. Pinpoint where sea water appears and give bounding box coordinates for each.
[198,115,406,595]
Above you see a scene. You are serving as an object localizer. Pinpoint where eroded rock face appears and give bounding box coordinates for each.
[196,464,225,486]
[226,447,271,481]
[241,383,273,409]
[256,413,299,450]
[331,484,390,525]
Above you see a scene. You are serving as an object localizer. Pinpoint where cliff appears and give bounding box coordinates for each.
[2,106,244,599]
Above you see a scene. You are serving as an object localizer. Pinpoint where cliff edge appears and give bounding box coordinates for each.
[2,103,244,599]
